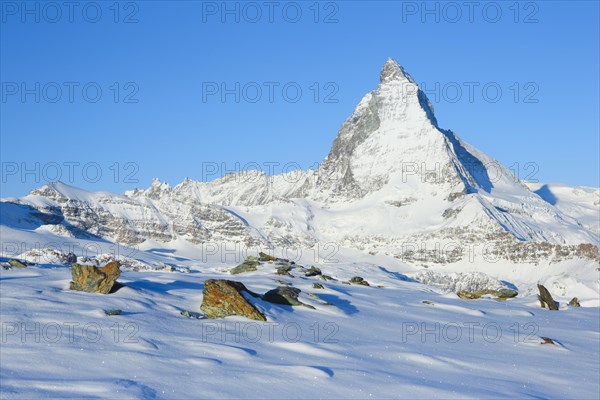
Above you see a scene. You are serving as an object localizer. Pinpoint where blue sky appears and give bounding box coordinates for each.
[1,0,599,197]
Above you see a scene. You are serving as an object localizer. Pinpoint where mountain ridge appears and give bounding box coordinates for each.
[2,59,598,266]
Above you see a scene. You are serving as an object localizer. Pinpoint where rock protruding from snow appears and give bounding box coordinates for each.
[200,279,266,321]
[568,297,581,307]
[537,284,559,310]
[69,261,121,294]
[263,286,314,308]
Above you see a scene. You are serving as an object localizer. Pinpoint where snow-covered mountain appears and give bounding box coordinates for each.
[525,182,600,235]
[2,58,599,399]
[2,59,598,266]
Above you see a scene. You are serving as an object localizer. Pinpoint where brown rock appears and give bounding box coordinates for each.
[69,261,121,294]
[200,279,266,321]
[540,337,555,345]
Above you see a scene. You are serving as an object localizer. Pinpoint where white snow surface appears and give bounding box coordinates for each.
[1,245,599,399]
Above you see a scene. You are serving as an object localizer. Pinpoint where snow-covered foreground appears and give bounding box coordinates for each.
[1,259,599,399]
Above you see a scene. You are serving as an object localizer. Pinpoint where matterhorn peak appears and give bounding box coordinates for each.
[380,57,416,84]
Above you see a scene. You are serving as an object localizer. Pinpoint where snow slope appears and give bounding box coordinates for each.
[526,182,600,235]
[1,254,599,399]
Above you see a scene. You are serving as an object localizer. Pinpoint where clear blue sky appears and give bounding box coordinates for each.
[1,0,599,197]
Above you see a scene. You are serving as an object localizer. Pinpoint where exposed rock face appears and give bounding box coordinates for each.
[457,289,518,300]
[200,279,266,321]
[69,261,121,294]
[537,284,559,310]
[8,181,261,247]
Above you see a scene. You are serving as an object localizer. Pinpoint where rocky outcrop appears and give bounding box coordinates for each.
[69,261,121,294]
[457,289,518,300]
[200,279,266,321]
[537,284,559,310]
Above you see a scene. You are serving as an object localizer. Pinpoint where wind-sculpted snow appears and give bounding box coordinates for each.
[1,255,599,399]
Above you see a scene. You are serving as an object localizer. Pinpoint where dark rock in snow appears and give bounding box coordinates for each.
[263,286,303,306]
[65,252,77,265]
[350,276,370,286]
[305,267,322,277]
[568,297,581,307]
[537,284,559,310]
[263,286,315,309]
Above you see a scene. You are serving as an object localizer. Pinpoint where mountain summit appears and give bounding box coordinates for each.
[380,57,416,83]
[2,59,598,268]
